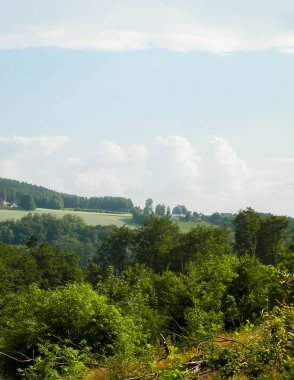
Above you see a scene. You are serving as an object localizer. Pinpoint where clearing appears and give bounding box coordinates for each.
[0,209,208,231]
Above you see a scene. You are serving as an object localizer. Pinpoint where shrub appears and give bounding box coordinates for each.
[0,283,138,378]
[18,343,89,380]
[204,305,294,379]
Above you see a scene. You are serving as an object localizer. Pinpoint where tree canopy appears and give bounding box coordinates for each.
[0,206,292,379]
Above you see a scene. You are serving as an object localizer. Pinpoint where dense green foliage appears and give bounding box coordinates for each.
[0,177,134,212]
[0,243,83,295]
[234,207,290,265]
[204,305,293,379]
[202,212,236,229]
[0,208,293,379]
[1,284,140,378]
[0,213,115,266]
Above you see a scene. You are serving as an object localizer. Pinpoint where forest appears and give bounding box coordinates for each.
[0,177,134,213]
[0,206,293,379]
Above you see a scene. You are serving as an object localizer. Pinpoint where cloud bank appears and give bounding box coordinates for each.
[0,135,69,155]
[0,134,293,216]
[1,1,294,53]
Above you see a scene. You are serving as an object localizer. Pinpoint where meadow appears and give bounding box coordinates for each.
[0,208,208,231]
[0,208,134,227]
[176,220,210,232]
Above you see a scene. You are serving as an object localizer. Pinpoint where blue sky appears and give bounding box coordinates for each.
[0,1,294,215]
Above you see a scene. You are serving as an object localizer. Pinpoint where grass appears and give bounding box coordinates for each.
[0,208,134,227]
[0,209,209,231]
[176,220,211,232]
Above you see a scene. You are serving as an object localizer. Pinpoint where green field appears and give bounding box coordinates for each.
[176,220,210,232]
[0,208,134,227]
[0,208,209,231]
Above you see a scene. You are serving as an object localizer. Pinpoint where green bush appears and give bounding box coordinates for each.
[0,283,138,378]
[18,343,89,380]
[204,305,294,379]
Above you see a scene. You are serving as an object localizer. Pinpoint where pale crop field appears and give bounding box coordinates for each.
[0,209,208,231]
[176,220,210,232]
[0,208,134,227]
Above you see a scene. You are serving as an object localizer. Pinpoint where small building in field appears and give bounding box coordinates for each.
[1,201,18,209]
[9,203,18,209]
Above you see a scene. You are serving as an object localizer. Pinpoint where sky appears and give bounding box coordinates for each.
[0,0,294,215]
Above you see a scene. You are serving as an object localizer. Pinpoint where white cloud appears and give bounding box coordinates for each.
[129,144,148,160]
[71,140,149,197]
[37,136,69,154]
[211,136,249,193]
[1,1,294,53]
[72,136,202,202]
[0,135,69,154]
[99,140,127,164]
[0,135,70,194]
[66,157,82,166]
[0,157,20,179]
[0,136,31,145]
[155,135,201,191]
[266,156,294,163]
[76,169,127,196]
[1,134,294,215]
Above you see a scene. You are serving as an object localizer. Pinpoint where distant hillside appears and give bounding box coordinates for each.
[0,177,134,213]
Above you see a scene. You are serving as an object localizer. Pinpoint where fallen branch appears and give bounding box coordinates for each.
[125,358,210,380]
[0,350,106,368]
[0,351,34,363]
[180,359,208,370]
[159,333,171,357]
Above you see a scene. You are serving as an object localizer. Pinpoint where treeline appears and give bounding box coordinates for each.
[0,213,115,266]
[63,194,134,212]
[0,208,292,269]
[0,177,134,212]
[0,209,293,378]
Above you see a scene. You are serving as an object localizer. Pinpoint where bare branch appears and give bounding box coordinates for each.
[0,351,34,363]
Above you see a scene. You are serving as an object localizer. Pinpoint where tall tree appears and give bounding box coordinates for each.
[19,193,36,211]
[172,205,188,215]
[143,198,154,215]
[155,203,166,216]
[234,207,261,257]
[256,215,288,265]
[136,216,180,272]
[95,226,136,273]
[170,225,231,271]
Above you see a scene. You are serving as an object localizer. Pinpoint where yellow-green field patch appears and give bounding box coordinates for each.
[0,209,210,231]
[0,208,133,227]
[176,220,211,232]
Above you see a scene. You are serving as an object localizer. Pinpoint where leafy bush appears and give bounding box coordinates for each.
[204,305,294,379]
[18,343,89,380]
[225,256,286,327]
[184,306,224,343]
[0,283,139,378]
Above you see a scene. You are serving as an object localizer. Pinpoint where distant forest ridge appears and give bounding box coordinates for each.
[0,177,292,229]
[0,177,134,213]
